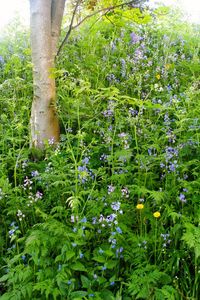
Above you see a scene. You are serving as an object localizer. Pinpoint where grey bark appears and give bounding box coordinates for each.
[30,0,65,148]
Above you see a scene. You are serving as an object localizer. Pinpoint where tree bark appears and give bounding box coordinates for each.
[30,0,65,148]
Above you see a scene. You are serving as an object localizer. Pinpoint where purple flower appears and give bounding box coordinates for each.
[121,187,129,198]
[118,132,127,138]
[35,191,43,199]
[108,185,115,194]
[98,249,104,254]
[179,193,186,203]
[82,157,90,164]
[111,202,121,211]
[130,32,141,43]
[161,233,170,240]
[9,229,15,237]
[100,154,108,162]
[31,170,39,177]
[116,227,122,234]
[106,213,116,223]
[80,217,87,223]
[0,56,4,64]
[102,109,114,117]
[129,108,138,116]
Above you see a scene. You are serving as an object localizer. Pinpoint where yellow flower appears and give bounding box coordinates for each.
[156,74,161,80]
[153,211,161,218]
[165,64,171,70]
[136,204,144,210]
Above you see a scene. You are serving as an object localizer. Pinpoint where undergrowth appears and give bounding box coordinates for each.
[0,6,200,300]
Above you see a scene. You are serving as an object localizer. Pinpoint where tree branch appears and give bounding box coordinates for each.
[57,0,142,56]
[57,0,82,57]
[51,0,66,57]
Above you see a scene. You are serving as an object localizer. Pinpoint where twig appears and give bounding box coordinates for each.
[57,0,141,56]
[57,0,82,56]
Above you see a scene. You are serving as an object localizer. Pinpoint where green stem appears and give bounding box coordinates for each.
[154,219,158,264]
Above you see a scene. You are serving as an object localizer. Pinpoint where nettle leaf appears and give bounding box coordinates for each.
[70,290,88,299]
[105,260,118,269]
[81,275,91,288]
[71,261,87,272]
[93,255,106,263]
[100,290,115,300]
[65,250,76,261]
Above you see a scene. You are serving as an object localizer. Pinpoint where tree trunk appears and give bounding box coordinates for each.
[30,0,65,148]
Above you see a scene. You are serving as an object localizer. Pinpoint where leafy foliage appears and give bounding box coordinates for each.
[0,3,200,300]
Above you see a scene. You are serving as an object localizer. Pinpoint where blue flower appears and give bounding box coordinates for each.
[108,185,115,194]
[80,217,87,223]
[179,193,186,203]
[111,202,121,211]
[0,55,4,64]
[130,32,141,43]
[116,227,122,234]
[82,157,90,164]
[98,249,104,254]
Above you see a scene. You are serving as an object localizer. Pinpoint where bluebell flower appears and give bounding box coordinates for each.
[0,55,4,64]
[111,202,120,211]
[80,217,87,223]
[92,217,97,224]
[161,233,170,240]
[116,227,122,234]
[179,193,186,203]
[108,185,115,194]
[31,170,39,177]
[82,157,90,164]
[106,213,116,222]
[130,32,141,43]
[98,249,104,254]
[9,229,15,237]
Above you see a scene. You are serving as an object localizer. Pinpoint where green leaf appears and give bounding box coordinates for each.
[70,290,88,299]
[0,274,9,282]
[66,250,76,261]
[100,290,115,300]
[81,275,91,288]
[105,260,118,269]
[93,256,106,263]
[71,262,87,272]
